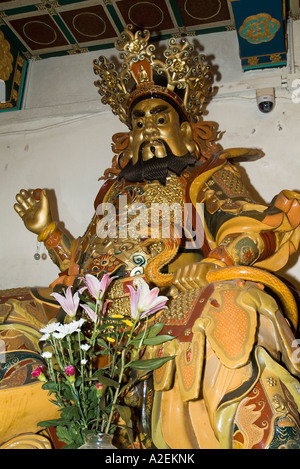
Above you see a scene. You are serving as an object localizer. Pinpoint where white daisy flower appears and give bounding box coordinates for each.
[52,331,67,339]
[40,333,50,342]
[40,322,62,334]
[55,318,86,338]
[41,351,53,359]
[80,344,90,352]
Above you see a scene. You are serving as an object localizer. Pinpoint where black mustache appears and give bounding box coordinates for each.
[118,140,197,185]
[139,139,168,156]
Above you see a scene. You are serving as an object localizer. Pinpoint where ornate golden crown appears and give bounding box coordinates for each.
[93,25,213,127]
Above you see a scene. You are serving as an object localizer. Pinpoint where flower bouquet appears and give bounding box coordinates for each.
[32,274,174,449]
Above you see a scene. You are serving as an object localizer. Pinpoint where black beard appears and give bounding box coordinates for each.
[118,140,197,185]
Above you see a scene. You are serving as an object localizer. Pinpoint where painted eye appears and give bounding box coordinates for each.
[136,121,143,128]
[158,117,165,124]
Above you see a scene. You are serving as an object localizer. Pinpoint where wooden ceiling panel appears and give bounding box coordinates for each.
[0,0,237,59]
[0,1,293,71]
[59,3,118,46]
[175,0,231,28]
[115,0,175,32]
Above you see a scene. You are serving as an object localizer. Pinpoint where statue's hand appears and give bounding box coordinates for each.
[14,189,53,235]
[173,261,219,292]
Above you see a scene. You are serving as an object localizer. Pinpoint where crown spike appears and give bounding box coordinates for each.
[93,25,213,126]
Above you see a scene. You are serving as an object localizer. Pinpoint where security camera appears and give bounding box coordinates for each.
[256,88,275,113]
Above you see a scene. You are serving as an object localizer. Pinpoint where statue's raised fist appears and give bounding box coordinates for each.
[14,188,52,235]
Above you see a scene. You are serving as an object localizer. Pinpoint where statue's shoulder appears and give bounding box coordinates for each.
[93,177,122,210]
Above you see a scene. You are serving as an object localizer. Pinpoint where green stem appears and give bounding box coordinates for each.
[104,315,146,434]
[105,348,126,434]
[45,358,65,408]
[67,379,88,429]
[50,338,64,370]
[125,318,139,346]
[66,335,74,365]
[77,331,88,422]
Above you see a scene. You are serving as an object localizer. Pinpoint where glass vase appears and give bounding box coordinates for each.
[79,432,116,449]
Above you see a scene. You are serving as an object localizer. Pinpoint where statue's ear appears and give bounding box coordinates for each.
[180,121,196,153]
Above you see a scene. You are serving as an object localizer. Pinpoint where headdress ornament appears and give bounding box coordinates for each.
[93,25,213,127]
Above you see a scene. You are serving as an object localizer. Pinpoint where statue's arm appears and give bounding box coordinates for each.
[205,189,300,271]
[174,163,300,291]
[14,189,73,272]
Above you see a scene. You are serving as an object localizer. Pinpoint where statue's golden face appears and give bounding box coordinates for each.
[129,98,196,165]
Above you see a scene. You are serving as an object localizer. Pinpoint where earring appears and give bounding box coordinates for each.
[34,241,48,260]
[34,241,41,260]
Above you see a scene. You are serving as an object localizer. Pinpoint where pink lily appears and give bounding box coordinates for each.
[81,303,97,323]
[81,299,112,322]
[51,287,79,318]
[127,279,168,320]
[81,273,113,301]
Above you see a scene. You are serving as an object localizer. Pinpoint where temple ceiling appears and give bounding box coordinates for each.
[0,0,297,63]
[0,0,299,111]
[0,0,235,60]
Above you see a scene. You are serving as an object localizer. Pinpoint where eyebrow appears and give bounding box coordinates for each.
[132,104,169,119]
[132,109,145,118]
[150,105,168,115]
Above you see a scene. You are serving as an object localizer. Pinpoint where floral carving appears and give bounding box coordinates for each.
[0,30,13,81]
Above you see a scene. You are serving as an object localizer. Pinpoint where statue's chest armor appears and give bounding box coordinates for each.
[81,175,187,278]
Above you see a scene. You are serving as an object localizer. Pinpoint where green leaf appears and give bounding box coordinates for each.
[61,442,79,449]
[60,405,80,421]
[130,323,165,345]
[115,404,132,428]
[48,399,61,407]
[127,356,174,371]
[78,293,96,311]
[131,335,175,346]
[145,334,175,345]
[115,405,134,445]
[91,372,119,388]
[87,386,98,406]
[147,323,165,338]
[75,376,82,387]
[56,425,74,445]
[96,338,109,349]
[38,418,69,428]
[41,382,59,392]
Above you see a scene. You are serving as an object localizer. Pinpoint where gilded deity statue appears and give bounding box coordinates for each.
[2,25,300,449]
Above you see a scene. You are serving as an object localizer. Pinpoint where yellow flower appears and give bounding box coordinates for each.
[112,314,124,318]
[106,337,115,343]
[106,325,115,329]
[122,319,133,327]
